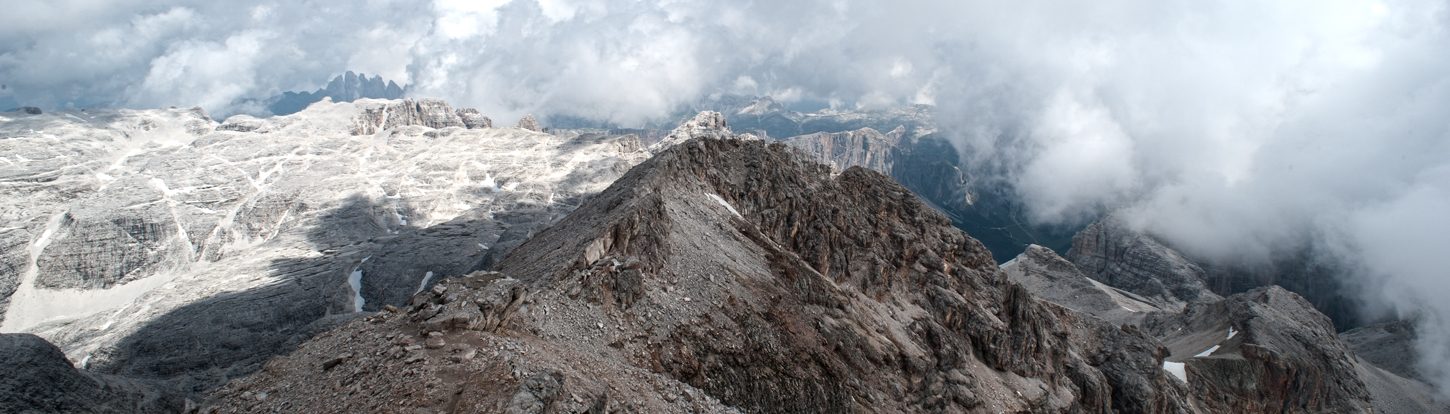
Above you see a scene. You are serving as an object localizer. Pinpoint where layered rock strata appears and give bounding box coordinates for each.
[1066,215,1221,311]
[1003,244,1163,325]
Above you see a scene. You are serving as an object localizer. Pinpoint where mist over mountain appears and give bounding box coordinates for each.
[5,0,1450,403]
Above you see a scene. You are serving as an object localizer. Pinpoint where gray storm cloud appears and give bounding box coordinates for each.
[4,0,1450,394]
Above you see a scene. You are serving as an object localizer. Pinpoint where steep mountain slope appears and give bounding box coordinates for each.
[1,333,191,413]
[210,137,1200,413]
[0,99,648,394]
[1065,214,1221,312]
[1008,216,1450,414]
[1143,286,1448,414]
[1002,245,1163,325]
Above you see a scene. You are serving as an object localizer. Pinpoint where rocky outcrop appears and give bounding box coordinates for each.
[1066,215,1221,311]
[0,100,649,395]
[647,111,757,153]
[0,333,192,413]
[351,98,486,134]
[216,138,1201,413]
[456,108,492,129]
[203,273,742,413]
[516,114,541,132]
[781,126,904,173]
[1145,287,1373,413]
[1003,245,1163,325]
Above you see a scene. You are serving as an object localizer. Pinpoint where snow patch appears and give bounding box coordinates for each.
[706,193,742,218]
[1164,361,1188,382]
[1227,327,1238,340]
[415,271,434,294]
[1195,345,1221,357]
[481,173,498,191]
[64,113,89,123]
[477,243,490,250]
[349,256,370,312]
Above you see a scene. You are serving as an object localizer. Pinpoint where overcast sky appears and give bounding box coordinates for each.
[4,0,1450,393]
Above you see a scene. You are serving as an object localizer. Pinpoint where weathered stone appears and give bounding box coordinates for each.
[1066,214,1221,311]
[456,108,492,129]
[1146,287,1372,413]
[1003,244,1163,325]
[516,115,542,132]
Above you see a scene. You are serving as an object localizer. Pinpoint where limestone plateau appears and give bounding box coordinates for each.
[0,99,1443,413]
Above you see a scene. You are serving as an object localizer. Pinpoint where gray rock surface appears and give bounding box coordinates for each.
[780,126,904,173]
[1341,319,1422,381]
[489,138,1197,412]
[1143,286,1446,414]
[0,99,648,394]
[1066,214,1221,311]
[1003,244,1163,325]
[0,333,192,413]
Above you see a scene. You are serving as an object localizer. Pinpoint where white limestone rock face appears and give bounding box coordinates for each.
[647,111,758,153]
[0,99,649,392]
[455,108,492,129]
[516,114,542,132]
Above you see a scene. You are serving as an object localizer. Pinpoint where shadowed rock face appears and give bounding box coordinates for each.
[0,333,192,413]
[212,138,1201,413]
[1066,215,1221,312]
[1342,320,1422,381]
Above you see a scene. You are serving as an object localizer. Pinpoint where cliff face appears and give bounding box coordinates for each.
[1003,245,1164,325]
[1065,215,1221,312]
[780,126,904,173]
[208,137,1198,413]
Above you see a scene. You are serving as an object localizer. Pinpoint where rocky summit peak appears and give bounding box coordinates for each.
[647,111,757,153]
[206,137,1197,413]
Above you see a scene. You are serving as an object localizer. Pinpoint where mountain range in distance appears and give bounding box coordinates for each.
[0,89,1429,412]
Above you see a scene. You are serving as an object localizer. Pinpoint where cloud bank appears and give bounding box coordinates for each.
[4,0,1450,394]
